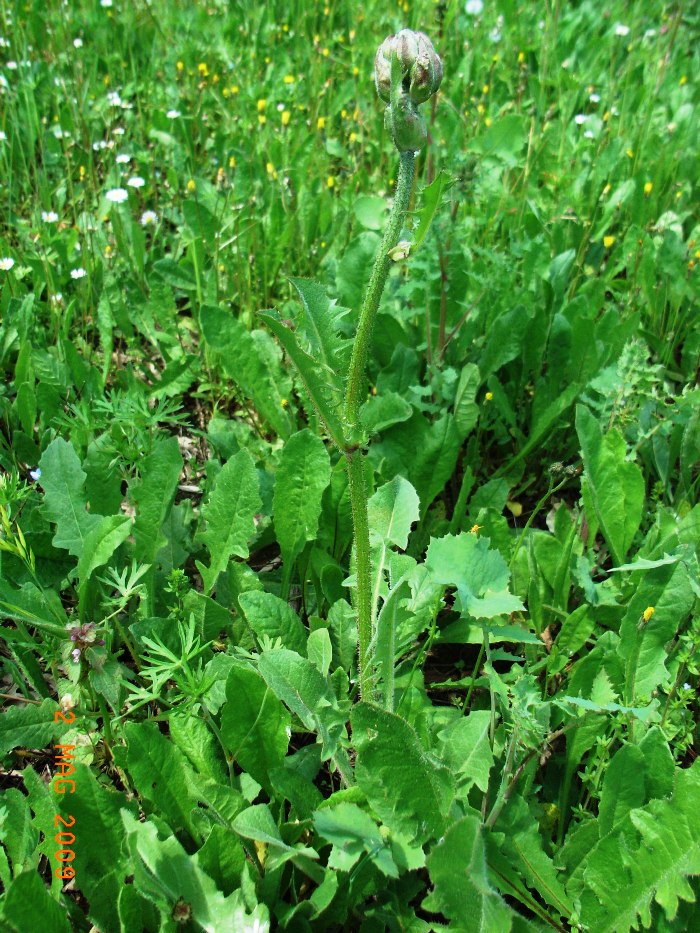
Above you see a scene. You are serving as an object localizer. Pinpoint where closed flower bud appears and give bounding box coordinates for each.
[374,29,442,105]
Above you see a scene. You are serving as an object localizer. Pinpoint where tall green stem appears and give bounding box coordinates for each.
[344,149,416,699]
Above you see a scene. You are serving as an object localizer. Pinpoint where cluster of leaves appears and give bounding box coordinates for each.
[1,0,699,931]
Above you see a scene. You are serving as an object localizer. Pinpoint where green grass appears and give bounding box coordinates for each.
[0,1,699,930]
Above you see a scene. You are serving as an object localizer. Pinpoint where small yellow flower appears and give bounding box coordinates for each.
[603,110,610,122]
[644,181,653,196]
[327,175,335,189]
[477,103,485,115]
[349,131,358,143]
[176,60,184,72]
[281,110,290,126]
[679,75,687,86]
[604,235,615,248]
[222,87,230,98]
[281,398,288,408]
[322,48,330,57]
[257,99,267,112]
[485,117,492,127]
[482,84,490,94]
[626,148,634,158]
[642,606,655,623]
[341,108,348,119]
[231,85,239,94]
[197,63,208,76]
[258,114,267,125]
[186,178,196,192]
[283,74,295,84]
[317,116,326,130]
[266,161,274,175]
[469,524,482,534]
[352,66,360,76]
[517,51,525,64]
[229,155,236,169]
[484,391,493,402]
[694,249,700,260]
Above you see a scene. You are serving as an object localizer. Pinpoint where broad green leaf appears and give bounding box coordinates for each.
[618,561,695,705]
[351,703,454,845]
[307,627,332,676]
[493,797,574,923]
[425,815,518,930]
[232,803,292,850]
[0,699,68,756]
[238,590,308,655]
[353,195,388,231]
[220,664,290,792]
[425,533,525,619]
[182,197,219,244]
[152,256,196,291]
[470,114,528,165]
[120,721,198,836]
[196,824,246,896]
[1,869,72,933]
[597,744,646,836]
[39,437,102,557]
[169,712,226,783]
[257,648,346,761]
[288,277,350,378]
[314,802,397,876]
[360,391,413,434]
[122,810,269,933]
[130,436,183,564]
[273,429,331,574]
[0,788,37,876]
[454,362,480,438]
[259,310,345,445]
[58,763,137,933]
[0,580,67,635]
[196,448,261,593]
[372,412,461,517]
[579,764,700,933]
[76,514,132,601]
[368,476,420,550]
[576,404,644,565]
[437,710,494,793]
[412,170,451,251]
[200,304,292,439]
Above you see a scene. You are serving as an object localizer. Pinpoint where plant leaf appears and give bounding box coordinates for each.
[425,533,525,619]
[39,437,103,558]
[351,703,454,845]
[220,664,290,793]
[259,310,345,446]
[273,429,331,574]
[576,404,645,565]
[196,448,261,594]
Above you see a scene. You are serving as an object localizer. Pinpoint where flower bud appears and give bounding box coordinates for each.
[384,96,427,152]
[374,29,443,105]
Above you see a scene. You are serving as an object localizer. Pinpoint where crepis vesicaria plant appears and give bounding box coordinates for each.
[268,30,443,701]
[342,29,443,699]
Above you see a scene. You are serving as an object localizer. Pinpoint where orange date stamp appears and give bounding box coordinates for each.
[52,707,78,881]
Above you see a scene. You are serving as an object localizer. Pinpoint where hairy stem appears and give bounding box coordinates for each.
[343,149,415,700]
[344,150,416,432]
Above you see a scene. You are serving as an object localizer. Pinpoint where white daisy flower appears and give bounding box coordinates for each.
[127,176,145,188]
[614,23,630,37]
[116,153,131,164]
[574,114,587,125]
[41,210,59,223]
[105,187,128,203]
[71,267,87,279]
[465,0,484,14]
[0,257,15,270]
[73,38,83,48]
[140,210,157,225]
[166,108,181,119]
